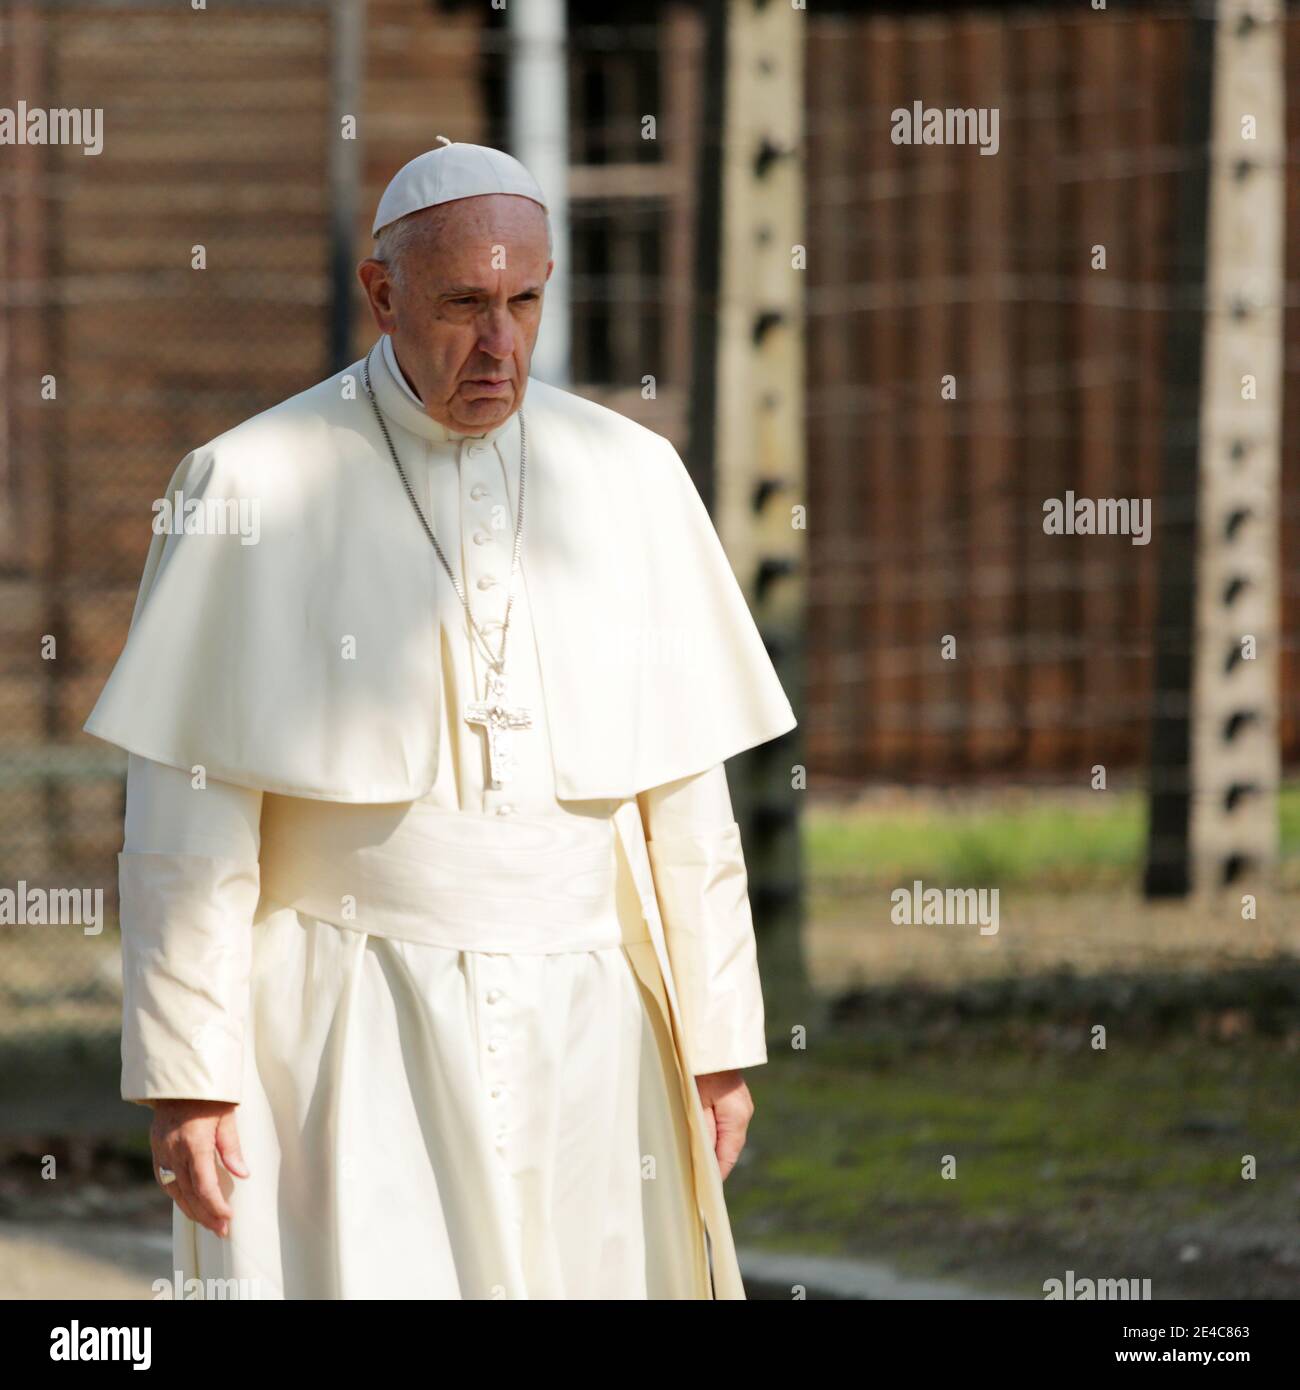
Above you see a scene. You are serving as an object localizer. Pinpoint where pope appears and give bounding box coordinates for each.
[84,137,797,1300]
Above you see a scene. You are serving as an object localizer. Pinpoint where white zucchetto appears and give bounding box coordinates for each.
[372,135,549,236]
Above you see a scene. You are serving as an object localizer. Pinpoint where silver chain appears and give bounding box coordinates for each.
[362,346,526,673]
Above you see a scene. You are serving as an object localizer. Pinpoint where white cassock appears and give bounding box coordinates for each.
[85,334,797,1300]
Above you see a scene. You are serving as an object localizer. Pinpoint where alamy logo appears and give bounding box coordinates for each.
[0,882,102,935]
[606,624,705,672]
[1043,492,1151,545]
[890,880,999,935]
[891,101,999,156]
[1044,1269,1153,1300]
[1,103,103,155]
[153,490,261,545]
[49,1322,150,1368]
[153,1270,261,1300]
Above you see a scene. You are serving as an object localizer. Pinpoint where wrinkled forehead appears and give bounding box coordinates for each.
[401,195,551,265]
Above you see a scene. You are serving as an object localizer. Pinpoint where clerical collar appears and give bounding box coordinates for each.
[381,331,426,408]
[370,335,518,447]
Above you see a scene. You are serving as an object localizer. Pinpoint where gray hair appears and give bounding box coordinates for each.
[373,201,554,290]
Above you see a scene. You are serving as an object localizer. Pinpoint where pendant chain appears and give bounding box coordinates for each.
[362,347,526,673]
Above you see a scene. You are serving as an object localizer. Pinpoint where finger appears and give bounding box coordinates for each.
[155,1166,192,1219]
[715,1125,746,1181]
[700,1100,717,1151]
[714,1103,749,1180]
[170,1188,204,1228]
[215,1112,250,1180]
[162,1153,206,1228]
[169,1146,226,1237]
[151,1134,198,1224]
[187,1144,235,1236]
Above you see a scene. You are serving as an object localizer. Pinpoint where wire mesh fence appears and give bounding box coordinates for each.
[1,0,1297,1054]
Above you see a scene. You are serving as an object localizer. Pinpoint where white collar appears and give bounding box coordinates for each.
[381,332,426,407]
[371,335,519,447]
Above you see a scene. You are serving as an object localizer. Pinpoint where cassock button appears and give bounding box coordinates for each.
[487,1038,502,1053]
[473,530,490,545]
[470,484,488,501]
[495,804,516,817]
[489,1085,504,1099]
[476,575,497,590]
[486,988,503,1005]
[466,444,486,458]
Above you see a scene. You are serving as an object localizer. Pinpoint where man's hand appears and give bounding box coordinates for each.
[694,1070,754,1181]
[150,1100,250,1238]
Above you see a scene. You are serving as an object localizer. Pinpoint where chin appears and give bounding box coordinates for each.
[461,395,513,420]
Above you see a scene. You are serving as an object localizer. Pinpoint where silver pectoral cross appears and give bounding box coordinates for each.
[465,665,533,789]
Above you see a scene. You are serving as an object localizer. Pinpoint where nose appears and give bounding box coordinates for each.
[476,304,515,360]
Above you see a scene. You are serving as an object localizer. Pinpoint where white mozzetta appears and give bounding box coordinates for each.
[84,338,796,804]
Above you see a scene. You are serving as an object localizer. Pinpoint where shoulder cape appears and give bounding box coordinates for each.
[83,356,797,802]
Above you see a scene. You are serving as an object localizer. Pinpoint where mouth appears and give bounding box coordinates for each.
[464,378,511,394]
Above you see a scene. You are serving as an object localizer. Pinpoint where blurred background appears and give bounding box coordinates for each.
[1,0,1298,1299]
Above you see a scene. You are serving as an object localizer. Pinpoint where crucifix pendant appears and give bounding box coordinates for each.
[465,665,533,789]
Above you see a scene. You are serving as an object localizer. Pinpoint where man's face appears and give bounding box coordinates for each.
[358,194,552,434]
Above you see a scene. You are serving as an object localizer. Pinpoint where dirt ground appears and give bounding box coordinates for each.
[2,885,1296,1299]
[0,1223,166,1300]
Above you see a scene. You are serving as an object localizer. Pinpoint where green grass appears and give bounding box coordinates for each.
[753,782,1300,1294]
[731,1030,1300,1296]
[805,782,1300,891]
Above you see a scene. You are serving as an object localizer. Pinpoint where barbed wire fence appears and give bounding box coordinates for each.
[0,0,1296,1050]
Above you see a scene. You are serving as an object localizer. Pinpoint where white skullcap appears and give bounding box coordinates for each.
[371,135,548,237]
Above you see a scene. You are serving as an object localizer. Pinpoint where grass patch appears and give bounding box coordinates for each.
[806,782,1300,892]
[730,1022,1300,1296]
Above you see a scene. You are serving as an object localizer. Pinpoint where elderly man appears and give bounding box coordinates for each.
[85,139,795,1300]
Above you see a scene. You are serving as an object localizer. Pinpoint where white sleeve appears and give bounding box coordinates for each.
[118,754,263,1105]
[124,752,263,858]
[637,763,768,1073]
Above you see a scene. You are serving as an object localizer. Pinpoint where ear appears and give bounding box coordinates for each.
[357,258,397,333]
